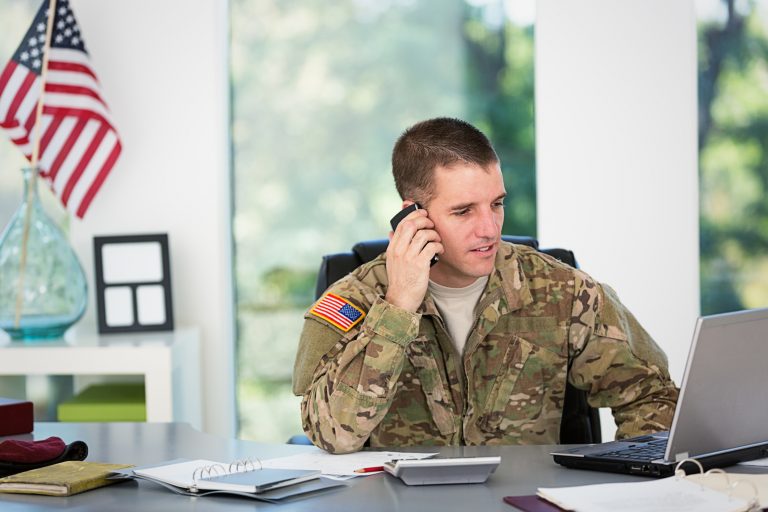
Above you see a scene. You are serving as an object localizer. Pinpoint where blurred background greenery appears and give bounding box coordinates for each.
[230,0,537,442]
[698,0,768,315]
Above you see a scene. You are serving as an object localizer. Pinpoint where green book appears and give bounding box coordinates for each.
[57,383,146,422]
[0,461,133,497]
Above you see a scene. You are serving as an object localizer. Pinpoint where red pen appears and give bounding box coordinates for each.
[354,466,384,474]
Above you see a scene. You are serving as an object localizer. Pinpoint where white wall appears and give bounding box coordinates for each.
[68,0,234,437]
[536,0,699,434]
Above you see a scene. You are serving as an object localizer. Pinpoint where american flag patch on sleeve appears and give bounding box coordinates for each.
[310,293,366,332]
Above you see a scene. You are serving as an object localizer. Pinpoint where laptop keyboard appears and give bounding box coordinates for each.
[597,438,668,461]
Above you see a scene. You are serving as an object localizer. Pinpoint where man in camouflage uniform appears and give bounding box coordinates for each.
[293,117,678,454]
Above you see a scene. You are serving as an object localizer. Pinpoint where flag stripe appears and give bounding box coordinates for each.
[43,92,113,124]
[314,304,351,326]
[47,60,98,81]
[42,106,113,128]
[3,70,35,123]
[61,121,108,205]
[6,122,25,141]
[49,47,95,69]
[312,311,354,331]
[315,298,344,311]
[40,114,63,157]
[39,115,76,171]
[48,116,87,182]
[10,115,32,146]
[23,106,37,136]
[0,118,17,129]
[46,69,101,92]
[45,83,105,105]
[72,134,120,217]
[15,77,41,131]
[54,118,99,196]
[36,115,53,150]
[323,295,346,307]
[20,114,52,170]
[0,65,27,121]
[0,61,17,113]
[76,139,120,217]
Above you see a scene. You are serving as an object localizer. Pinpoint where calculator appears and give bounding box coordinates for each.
[382,456,501,486]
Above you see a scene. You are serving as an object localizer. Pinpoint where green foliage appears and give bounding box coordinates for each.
[231,0,536,441]
[257,267,317,310]
[698,1,768,314]
[232,0,470,311]
[462,6,536,236]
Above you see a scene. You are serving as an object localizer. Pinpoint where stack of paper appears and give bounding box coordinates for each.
[536,477,755,512]
[261,448,437,479]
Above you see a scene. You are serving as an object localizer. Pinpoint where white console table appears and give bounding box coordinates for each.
[0,327,201,427]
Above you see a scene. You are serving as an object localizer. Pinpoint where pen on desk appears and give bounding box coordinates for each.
[354,466,385,474]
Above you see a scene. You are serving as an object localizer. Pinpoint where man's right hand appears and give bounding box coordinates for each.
[384,208,443,312]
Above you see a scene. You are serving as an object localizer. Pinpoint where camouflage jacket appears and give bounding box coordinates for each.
[293,242,678,454]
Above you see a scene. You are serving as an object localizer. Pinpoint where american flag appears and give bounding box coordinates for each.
[0,0,121,218]
[310,293,366,332]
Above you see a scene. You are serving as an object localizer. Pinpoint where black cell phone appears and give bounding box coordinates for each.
[389,203,439,267]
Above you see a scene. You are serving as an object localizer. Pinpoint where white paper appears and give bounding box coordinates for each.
[688,472,768,508]
[261,448,437,476]
[739,457,768,467]
[538,477,751,512]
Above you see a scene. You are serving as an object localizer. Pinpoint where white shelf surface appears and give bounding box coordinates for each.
[0,327,201,427]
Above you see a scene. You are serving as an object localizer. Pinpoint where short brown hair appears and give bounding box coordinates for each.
[391,117,499,204]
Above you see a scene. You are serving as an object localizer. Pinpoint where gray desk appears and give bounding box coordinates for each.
[0,422,646,511]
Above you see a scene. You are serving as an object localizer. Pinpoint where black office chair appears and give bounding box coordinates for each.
[313,236,601,444]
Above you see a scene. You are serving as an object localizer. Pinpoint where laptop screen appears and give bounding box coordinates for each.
[665,307,768,461]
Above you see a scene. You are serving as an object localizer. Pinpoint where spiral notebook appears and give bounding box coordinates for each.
[127,458,342,502]
[505,459,765,512]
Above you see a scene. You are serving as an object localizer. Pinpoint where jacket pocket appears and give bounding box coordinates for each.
[477,335,539,431]
[406,338,456,436]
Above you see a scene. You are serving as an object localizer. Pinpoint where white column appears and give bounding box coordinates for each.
[68,0,234,436]
[536,0,699,437]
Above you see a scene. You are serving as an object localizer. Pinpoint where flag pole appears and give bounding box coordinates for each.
[13,0,60,329]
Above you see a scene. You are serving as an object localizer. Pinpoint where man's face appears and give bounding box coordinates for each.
[421,162,505,288]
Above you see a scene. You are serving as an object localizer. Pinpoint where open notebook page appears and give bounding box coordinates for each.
[538,476,751,512]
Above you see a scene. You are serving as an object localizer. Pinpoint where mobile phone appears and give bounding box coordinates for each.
[389,203,439,267]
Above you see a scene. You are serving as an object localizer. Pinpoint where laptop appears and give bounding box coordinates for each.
[551,307,768,477]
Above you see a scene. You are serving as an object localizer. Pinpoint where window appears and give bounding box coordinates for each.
[231,0,536,441]
[697,0,768,315]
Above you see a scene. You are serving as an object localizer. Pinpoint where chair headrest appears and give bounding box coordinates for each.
[501,235,538,249]
[351,239,389,263]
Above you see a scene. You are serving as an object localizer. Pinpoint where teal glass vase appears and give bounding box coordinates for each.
[0,168,87,340]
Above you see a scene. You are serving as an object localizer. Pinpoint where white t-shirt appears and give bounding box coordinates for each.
[427,276,489,355]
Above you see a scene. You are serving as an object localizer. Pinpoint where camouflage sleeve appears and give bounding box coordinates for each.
[292,295,420,454]
[567,277,679,439]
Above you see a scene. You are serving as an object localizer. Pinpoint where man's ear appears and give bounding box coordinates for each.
[402,199,416,209]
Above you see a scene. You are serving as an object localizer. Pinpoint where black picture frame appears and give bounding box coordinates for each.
[93,234,174,334]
